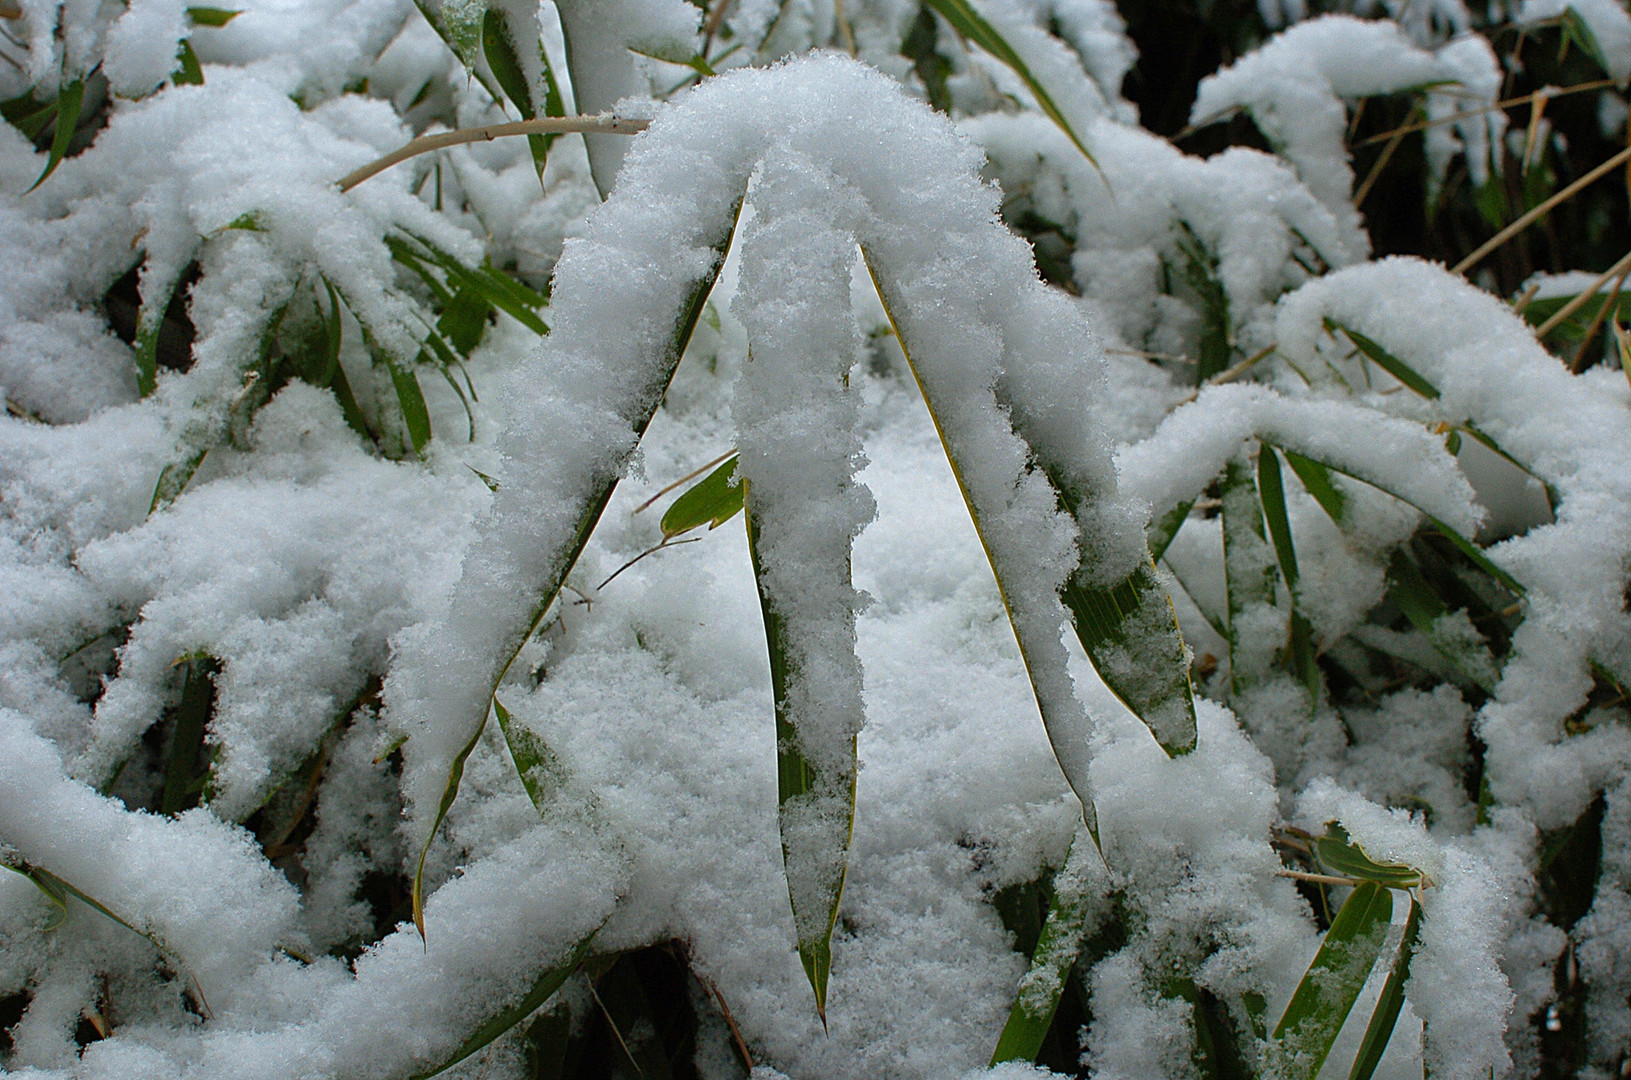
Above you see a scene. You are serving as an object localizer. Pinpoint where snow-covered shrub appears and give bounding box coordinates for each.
[3,0,1631,1075]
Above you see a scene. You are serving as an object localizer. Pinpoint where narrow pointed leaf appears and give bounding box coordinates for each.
[1325,320,1440,399]
[1220,458,1278,695]
[1272,881,1394,1080]
[172,38,205,85]
[1062,562,1196,755]
[921,0,1097,168]
[1283,450,1346,525]
[409,196,745,937]
[1148,499,1192,562]
[150,450,208,513]
[161,656,218,815]
[26,79,83,192]
[991,827,1099,1064]
[1257,446,1319,697]
[1347,899,1421,1080]
[660,455,743,538]
[482,8,550,176]
[1386,550,1499,692]
[743,481,855,1022]
[493,697,562,814]
[408,929,601,1080]
[133,264,188,398]
[185,6,240,25]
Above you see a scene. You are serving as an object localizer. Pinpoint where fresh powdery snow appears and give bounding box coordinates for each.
[2,0,1631,1075]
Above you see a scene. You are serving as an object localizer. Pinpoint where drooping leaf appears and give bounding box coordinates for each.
[1325,320,1440,400]
[1282,449,1346,525]
[920,0,1097,168]
[660,455,743,538]
[1271,881,1395,1080]
[743,480,856,1024]
[408,929,601,1080]
[1175,224,1231,383]
[161,655,219,815]
[1257,445,1319,698]
[493,697,563,815]
[990,827,1100,1064]
[1347,898,1421,1080]
[172,39,206,85]
[26,78,83,192]
[409,196,745,937]
[1220,458,1279,695]
[150,450,208,513]
[1148,499,1192,562]
[1386,550,1499,692]
[185,6,240,25]
[1061,560,1197,755]
[481,8,551,177]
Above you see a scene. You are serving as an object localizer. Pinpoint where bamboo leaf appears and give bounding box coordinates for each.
[990,827,1098,1064]
[1257,446,1319,698]
[1313,824,1428,889]
[408,929,600,1080]
[1272,881,1394,1080]
[26,79,83,193]
[1220,458,1278,695]
[150,450,208,513]
[1061,560,1197,756]
[1347,898,1421,1080]
[1386,550,1499,692]
[1176,224,1231,383]
[1325,320,1440,399]
[493,696,562,815]
[161,656,219,815]
[482,8,550,177]
[172,39,206,85]
[185,6,240,25]
[409,196,745,938]
[920,0,1097,168]
[1282,450,1347,525]
[1148,499,1192,562]
[660,455,743,538]
[1268,443,1525,596]
[133,263,189,398]
[743,480,857,1024]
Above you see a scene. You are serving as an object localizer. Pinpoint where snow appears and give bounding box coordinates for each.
[2,0,1631,1074]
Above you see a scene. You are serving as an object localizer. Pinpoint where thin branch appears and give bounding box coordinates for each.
[1353,79,1614,148]
[633,449,735,514]
[338,114,652,192]
[1276,869,1363,887]
[1452,145,1631,275]
[1569,258,1631,371]
[1353,111,1414,209]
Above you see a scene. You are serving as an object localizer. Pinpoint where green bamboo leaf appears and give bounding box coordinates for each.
[1560,7,1614,77]
[482,8,550,177]
[1148,499,1192,562]
[1282,450,1346,526]
[133,263,190,398]
[1267,443,1525,596]
[1061,561,1197,756]
[386,354,433,455]
[0,857,191,974]
[1386,550,1499,692]
[660,456,743,538]
[1220,459,1278,695]
[26,78,83,192]
[1,90,58,141]
[404,233,550,335]
[493,697,563,814]
[1325,320,1440,400]
[920,0,1097,169]
[408,929,601,1080]
[1,860,68,929]
[1313,825,1428,889]
[409,196,745,938]
[150,450,208,513]
[172,39,205,85]
[1347,898,1421,1080]
[743,480,856,1024]
[990,827,1098,1065]
[185,6,240,25]
[1176,224,1231,383]
[161,656,219,815]
[1272,881,1394,1080]
[1257,446,1319,698]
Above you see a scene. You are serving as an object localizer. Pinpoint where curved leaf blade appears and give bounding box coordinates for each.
[1272,881,1394,1080]
[660,455,743,538]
